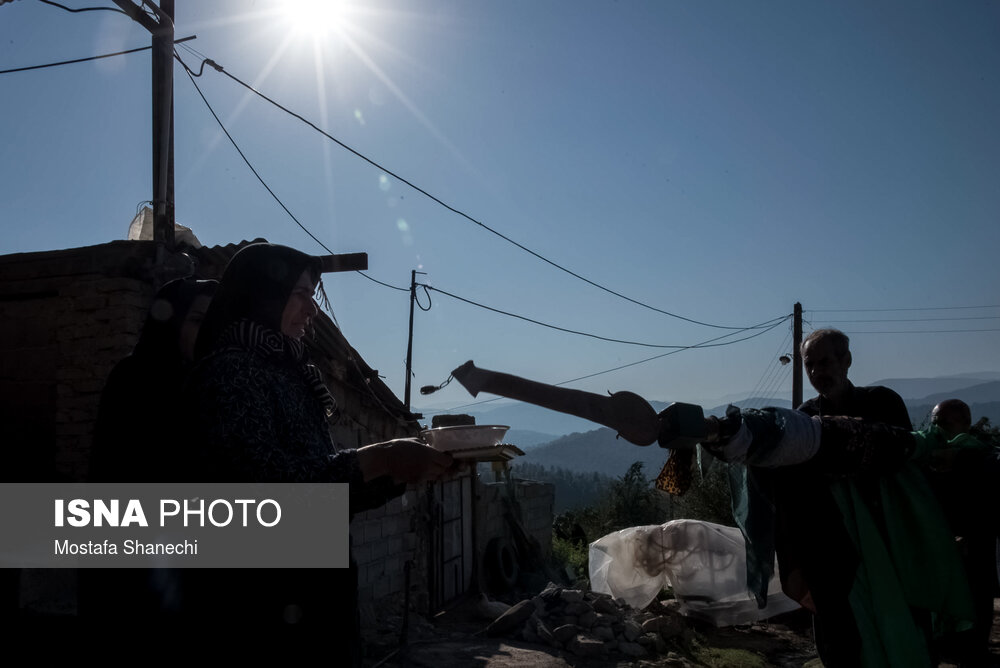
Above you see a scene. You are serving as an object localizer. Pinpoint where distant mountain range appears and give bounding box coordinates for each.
[419,374,1000,469]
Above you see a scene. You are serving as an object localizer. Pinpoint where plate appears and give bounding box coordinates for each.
[420,425,510,452]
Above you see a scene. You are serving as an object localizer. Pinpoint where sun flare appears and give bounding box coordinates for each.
[280,0,348,39]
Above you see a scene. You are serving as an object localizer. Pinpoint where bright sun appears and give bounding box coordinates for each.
[280,0,348,38]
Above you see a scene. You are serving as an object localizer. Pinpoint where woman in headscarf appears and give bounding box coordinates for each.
[84,276,217,624]
[184,243,452,654]
[91,276,218,481]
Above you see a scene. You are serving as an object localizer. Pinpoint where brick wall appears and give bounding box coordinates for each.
[0,242,160,481]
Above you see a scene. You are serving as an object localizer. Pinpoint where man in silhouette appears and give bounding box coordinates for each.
[788,329,918,666]
[924,398,997,666]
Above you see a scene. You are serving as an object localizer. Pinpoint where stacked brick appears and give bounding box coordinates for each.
[351,487,427,608]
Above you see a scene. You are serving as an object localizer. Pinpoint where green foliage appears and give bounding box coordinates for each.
[598,461,672,533]
[551,536,589,580]
[970,417,1000,446]
[671,455,735,527]
[505,461,614,513]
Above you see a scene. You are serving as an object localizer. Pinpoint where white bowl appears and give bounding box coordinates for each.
[420,425,510,452]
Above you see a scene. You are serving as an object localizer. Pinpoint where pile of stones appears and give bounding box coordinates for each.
[485,583,696,660]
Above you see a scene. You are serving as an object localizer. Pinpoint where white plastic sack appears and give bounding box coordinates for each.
[588,518,799,626]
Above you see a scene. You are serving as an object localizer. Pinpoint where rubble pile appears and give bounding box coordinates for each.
[485,583,695,660]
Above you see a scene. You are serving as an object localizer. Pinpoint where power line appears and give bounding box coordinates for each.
[809,305,1000,313]
[816,316,1000,324]
[841,328,1000,334]
[36,0,128,15]
[0,36,195,75]
[356,272,408,292]
[421,283,786,349]
[180,49,790,351]
[757,364,792,411]
[179,53,335,255]
[177,51,406,293]
[744,327,792,410]
[186,54,769,332]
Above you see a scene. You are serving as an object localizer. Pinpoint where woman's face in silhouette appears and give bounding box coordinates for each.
[281,269,319,340]
[178,294,213,362]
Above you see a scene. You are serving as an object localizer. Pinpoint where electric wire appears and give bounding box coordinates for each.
[841,328,1000,335]
[357,273,408,292]
[186,54,772,332]
[180,48,792,359]
[421,283,787,349]
[810,305,1000,313]
[744,327,792,411]
[0,36,197,75]
[415,284,432,312]
[758,364,792,411]
[744,329,790,408]
[176,51,410,293]
[815,316,1000,323]
[179,53,337,257]
[36,0,127,15]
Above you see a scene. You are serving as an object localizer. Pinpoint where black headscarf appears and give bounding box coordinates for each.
[91,277,217,482]
[133,277,218,364]
[195,243,322,361]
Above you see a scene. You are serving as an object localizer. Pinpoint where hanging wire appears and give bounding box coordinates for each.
[415,284,432,312]
[183,53,778,332]
[743,326,792,411]
[819,316,1000,323]
[809,305,1000,313]
[2,43,149,75]
[177,51,409,294]
[36,0,128,15]
[420,283,786,348]
[177,51,336,256]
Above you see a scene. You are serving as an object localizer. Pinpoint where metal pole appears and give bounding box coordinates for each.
[793,302,803,408]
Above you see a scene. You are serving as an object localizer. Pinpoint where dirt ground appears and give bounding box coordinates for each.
[366,600,1000,668]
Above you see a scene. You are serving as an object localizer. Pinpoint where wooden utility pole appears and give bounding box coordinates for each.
[793,302,803,408]
[404,270,426,410]
[112,0,175,248]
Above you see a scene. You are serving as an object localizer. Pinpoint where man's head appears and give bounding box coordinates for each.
[931,399,971,439]
[801,328,852,400]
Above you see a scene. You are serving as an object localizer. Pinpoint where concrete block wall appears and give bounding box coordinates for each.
[477,478,555,557]
[0,243,158,481]
[351,487,430,612]
[513,479,555,558]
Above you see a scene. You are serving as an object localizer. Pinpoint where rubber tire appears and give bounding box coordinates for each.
[483,537,519,593]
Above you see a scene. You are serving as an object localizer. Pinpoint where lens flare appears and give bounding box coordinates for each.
[280,0,346,38]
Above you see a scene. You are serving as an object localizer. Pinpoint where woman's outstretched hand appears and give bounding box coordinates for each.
[358,438,457,484]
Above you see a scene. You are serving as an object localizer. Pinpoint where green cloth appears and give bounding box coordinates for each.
[829,462,974,667]
[911,424,990,464]
[731,419,978,668]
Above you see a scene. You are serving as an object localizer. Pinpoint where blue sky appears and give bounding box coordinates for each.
[2,0,999,413]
